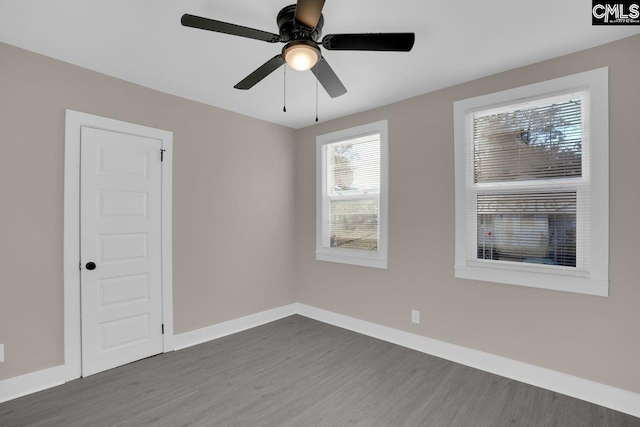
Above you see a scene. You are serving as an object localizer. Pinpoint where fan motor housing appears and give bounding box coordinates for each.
[277,4,324,42]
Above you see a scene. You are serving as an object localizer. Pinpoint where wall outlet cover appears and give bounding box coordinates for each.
[411,310,420,324]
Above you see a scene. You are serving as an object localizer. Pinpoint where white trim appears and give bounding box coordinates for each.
[2,303,639,418]
[0,344,4,363]
[315,251,388,269]
[295,303,640,419]
[173,304,297,350]
[315,120,389,269]
[64,110,174,381]
[0,304,296,404]
[455,266,609,296]
[0,366,67,404]
[159,126,175,353]
[453,67,609,296]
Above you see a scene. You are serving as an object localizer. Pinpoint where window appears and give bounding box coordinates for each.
[316,120,389,268]
[454,68,609,296]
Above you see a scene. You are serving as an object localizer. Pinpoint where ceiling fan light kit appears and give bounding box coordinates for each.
[283,40,320,71]
[181,0,415,99]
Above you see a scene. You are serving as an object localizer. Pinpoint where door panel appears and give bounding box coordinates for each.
[99,273,150,306]
[99,190,148,218]
[100,314,150,351]
[80,126,163,377]
[98,233,149,262]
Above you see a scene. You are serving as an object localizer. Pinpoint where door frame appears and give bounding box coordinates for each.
[63,110,174,380]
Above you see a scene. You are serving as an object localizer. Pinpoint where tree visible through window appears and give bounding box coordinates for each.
[473,95,584,268]
[327,136,380,251]
[316,120,388,269]
[454,68,609,295]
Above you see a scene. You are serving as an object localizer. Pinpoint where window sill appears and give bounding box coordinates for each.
[454,265,608,296]
[316,250,387,269]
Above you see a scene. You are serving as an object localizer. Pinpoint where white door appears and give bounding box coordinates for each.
[80,126,164,376]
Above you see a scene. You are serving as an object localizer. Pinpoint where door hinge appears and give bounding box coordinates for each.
[162,324,165,334]
[160,149,166,162]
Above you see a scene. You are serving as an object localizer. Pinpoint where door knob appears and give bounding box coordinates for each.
[85,262,96,270]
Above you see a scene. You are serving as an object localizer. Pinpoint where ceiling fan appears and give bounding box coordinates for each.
[181,0,415,98]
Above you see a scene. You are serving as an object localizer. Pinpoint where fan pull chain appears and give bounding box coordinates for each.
[315,62,319,122]
[283,65,287,113]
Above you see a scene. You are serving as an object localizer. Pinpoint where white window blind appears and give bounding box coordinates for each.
[323,134,381,251]
[454,67,609,296]
[316,120,388,269]
[468,91,589,271]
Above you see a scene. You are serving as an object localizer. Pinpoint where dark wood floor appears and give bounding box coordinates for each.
[1,315,638,426]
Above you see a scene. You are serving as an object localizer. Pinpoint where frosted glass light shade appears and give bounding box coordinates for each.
[283,42,320,71]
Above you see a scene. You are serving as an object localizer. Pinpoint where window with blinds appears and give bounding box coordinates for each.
[316,120,388,269]
[470,91,588,270]
[324,135,380,251]
[455,68,608,295]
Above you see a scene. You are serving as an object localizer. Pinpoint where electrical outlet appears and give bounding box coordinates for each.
[411,310,420,324]
[0,343,4,363]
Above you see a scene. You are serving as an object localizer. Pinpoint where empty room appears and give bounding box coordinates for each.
[1,0,640,425]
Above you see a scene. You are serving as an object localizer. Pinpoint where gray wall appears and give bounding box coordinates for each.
[0,42,297,380]
[293,34,640,394]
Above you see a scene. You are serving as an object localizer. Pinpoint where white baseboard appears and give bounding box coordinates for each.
[0,365,67,404]
[173,303,298,351]
[296,303,640,419]
[0,304,297,404]
[2,303,639,419]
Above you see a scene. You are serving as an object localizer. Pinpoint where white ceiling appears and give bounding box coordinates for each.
[1,1,638,129]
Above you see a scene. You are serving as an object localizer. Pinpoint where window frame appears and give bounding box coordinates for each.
[453,68,609,296]
[316,120,389,269]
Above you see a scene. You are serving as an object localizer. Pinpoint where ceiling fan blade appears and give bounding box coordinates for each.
[322,33,415,51]
[311,57,347,98]
[234,55,286,90]
[294,0,326,29]
[181,14,280,43]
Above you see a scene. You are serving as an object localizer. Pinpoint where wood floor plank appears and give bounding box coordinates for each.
[0,315,638,426]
